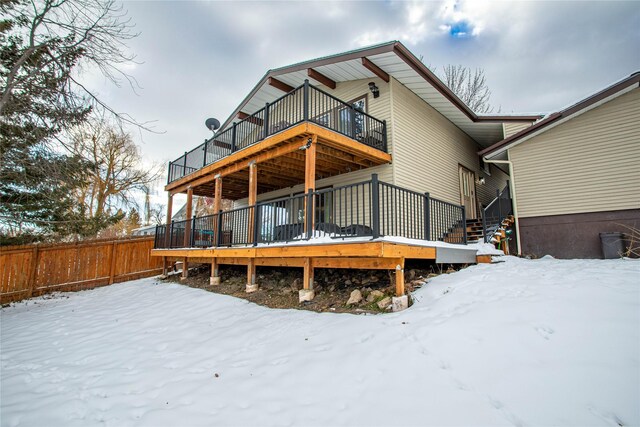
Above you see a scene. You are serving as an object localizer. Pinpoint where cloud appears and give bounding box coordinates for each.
[91,0,638,189]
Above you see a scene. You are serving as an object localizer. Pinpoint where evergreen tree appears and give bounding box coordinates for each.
[0,0,137,245]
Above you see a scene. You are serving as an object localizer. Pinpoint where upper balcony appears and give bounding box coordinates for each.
[166,81,388,193]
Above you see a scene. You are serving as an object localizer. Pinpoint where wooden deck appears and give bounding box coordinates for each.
[151,239,478,298]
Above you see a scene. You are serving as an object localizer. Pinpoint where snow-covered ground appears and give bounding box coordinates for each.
[1,257,638,426]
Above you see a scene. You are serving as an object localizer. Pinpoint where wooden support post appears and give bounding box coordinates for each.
[213,177,223,246]
[248,162,257,244]
[181,257,189,280]
[246,258,258,292]
[26,245,39,298]
[395,259,405,297]
[109,241,118,285]
[213,177,222,214]
[210,258,220,286]
[304,136,317,234]
[184,188,193,247]
[164,193,174,256]
[299,257,315,302]
[303,258,314,290]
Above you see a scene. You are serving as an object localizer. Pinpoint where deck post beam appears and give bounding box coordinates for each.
[164,193,174,275]
[246,258,258,293]
[299,257,315,302]
[394,259,405,296]
[304,135,317,236]
[392,258,409,311]
[184,188,193,247]
[213,176,222,246]
[248,162,258,245]
[210,257,220,286]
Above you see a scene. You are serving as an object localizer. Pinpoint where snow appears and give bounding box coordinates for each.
[1,257,639,426]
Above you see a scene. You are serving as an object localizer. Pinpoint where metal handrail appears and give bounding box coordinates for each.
[166,81,388,184]
[154,175,468,248]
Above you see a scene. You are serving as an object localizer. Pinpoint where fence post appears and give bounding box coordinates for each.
[167,161,172,184]
[203,140,208,167]
[303,79,309,121]
[424,192,430,241]
[461,205,467,244]
[190,215,196,247]
[371,174,380,239]
[231,122,237,153]
[109,241,118,284]
[382,120,388,152]
[26,245,39,298]
[306,189,313,240]
[216,211,223,247]
[264,102,270,139]
[253,205,260,246]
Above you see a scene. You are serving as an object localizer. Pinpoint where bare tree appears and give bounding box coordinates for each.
[440,65,498,114]
[70,117,162,220]
[0,0,144,123]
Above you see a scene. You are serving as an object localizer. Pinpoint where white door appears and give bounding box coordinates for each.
[459,165,478,219]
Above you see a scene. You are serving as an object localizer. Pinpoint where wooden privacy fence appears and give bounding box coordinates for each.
[1,236,163,304]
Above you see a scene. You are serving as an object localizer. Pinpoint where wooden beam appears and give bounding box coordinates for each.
[304,136,317,192]
[164,193,173,250]
[237,112,264,126]
[182,257,189,280]
[307,68,336,89]
[268,76,295,93]
[248,162,257,244]
[313,257,403,270]
[311,124,392,163]
[304,136,317,234]
[184,188,193,247]
[361,57,389,83]
[210,258,220,285]
[247,258,257,291]
[395,259,405,297]
[213,177,222,213]
[303,258,314,290]
[168,135,307,195]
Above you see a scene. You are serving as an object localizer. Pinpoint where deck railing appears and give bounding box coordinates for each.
[155,175,467,249]
[482,182,512,243]
[166,81,388,184]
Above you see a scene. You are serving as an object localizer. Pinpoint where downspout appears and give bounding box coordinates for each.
[482,155,523,256]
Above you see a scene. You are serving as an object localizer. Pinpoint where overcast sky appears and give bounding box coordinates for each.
[87,0,639,194]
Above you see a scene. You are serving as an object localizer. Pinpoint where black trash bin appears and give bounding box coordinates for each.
[600,232,624,259]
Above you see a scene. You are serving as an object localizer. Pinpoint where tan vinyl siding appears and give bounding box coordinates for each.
[389,77,483,206]
[509,87,640,218]
[503,122,533,138]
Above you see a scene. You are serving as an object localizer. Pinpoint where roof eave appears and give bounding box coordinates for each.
[479,72,640,158]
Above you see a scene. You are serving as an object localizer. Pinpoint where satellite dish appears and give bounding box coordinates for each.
[205,118,220,132]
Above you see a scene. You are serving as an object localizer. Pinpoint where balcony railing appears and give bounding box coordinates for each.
[167,80,388,184]
[155,175,467,249]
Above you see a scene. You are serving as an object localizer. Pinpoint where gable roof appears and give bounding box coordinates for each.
[218,41,542,147]
[480,71,640,159]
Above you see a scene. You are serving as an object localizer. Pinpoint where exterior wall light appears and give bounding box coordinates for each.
[368,82,380,98]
